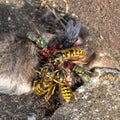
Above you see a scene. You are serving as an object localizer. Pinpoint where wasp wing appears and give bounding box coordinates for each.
[65,20,81,41]
[62,20,81,49]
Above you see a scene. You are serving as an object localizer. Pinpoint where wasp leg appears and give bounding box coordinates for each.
[32,68,42,76]
[63,0,69,13]
[72,60,88,64]
[32,80,39,87]
[44,84,56,102]
[53,79,65,85]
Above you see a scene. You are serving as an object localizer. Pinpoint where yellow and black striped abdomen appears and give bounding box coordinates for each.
[60,48,86,61]
[67,48,85,57]
[60,83,73,103]
[35,79,52,95]
[49,48,86,63]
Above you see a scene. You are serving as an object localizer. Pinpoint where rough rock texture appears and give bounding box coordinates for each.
[0,32,38,95]
[51,68,120,120]
[0,0,55,95]
[69,0,120,69]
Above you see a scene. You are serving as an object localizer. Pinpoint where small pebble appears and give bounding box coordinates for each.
[8,16,11,21]
[27,115,36,120]
[6,0,9,4]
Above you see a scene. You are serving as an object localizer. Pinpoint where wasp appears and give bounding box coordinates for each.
[33,65,73,103]
[49,47,87,64]
[32,64,56,102]
[54,69,73,103]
